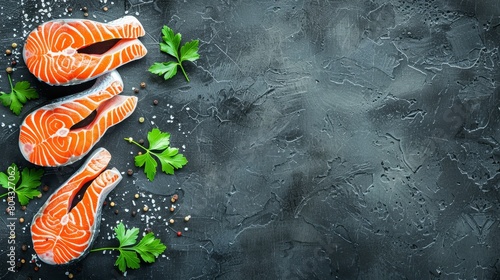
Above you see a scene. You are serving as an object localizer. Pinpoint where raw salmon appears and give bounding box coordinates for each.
[31,147,121,265]
[19,70,137,167]
[23,16,147,86]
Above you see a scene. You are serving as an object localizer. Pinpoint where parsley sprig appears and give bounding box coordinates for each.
[0,163,44,205]
[90,222,167,273]
[149,25,200,82]
[0,74,39,115]
[125,128,188,181]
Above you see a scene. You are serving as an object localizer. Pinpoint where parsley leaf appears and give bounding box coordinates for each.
[0,74,39,115]
[149,25,200,82]
[0,163,44,205]
[115,222,139,247]
[125,128,188,181]
[90,222,167,273]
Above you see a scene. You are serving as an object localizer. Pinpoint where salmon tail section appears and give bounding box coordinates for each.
[23,16,147,86]
[31,148,122,265]
[19,70,136,167]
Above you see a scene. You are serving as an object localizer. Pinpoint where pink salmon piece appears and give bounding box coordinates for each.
[19,70,137,167]
[23,16,147,86]
[31,148,122,265]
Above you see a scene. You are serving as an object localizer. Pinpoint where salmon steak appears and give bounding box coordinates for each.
[31,147,122,265]
[19,70,137,167]
[23,16,147,86]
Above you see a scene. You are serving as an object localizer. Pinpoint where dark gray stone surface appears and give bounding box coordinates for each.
[0,0,499,279]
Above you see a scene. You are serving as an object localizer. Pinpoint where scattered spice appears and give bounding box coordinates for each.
[42,185,50,192]
[68,273,74,279]
[110,201,115,207]
[82,6,88,12]
[103,6,108,12]
[21,244,28,251]
[134,193,140,199]
[176,231,182,237]
[138,139,144,145]
[143,205,149,212]
[131,210,137,217]
[11,43,17,49]
[184,215,191,222]
[133,87,139,93]
[140,82,146,88]
[83,12,89,17]
[37,193,42,198]
[169,206,175,212]
[5,49,12,55]
[34,266,39,272]
[145,227,152,233]
[114,209,119,215]
[153,99,159,105]
[21,205,27,211]
[127,169,134,176]
[21,258,26,263]
[169,218,174,224]
[19,217,25,223]
[138,117,145,123]
[6,67,13,74]
[11,59,17,66]
[67,7,73,13]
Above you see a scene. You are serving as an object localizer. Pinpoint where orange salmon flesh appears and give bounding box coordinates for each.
[31,148,122,265]
[23,16,147,86]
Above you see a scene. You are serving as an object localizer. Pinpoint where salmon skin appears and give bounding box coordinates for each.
[31,148,121,265]
[19,70,137,167]
[23,16,147,86]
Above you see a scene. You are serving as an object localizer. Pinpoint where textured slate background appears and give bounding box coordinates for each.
[1,0,500,279]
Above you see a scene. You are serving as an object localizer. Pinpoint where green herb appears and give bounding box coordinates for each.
[91,222,167,273]
[0,74,39,115]
[125,128,187,181]
[0,163,44,205]
[149,25,200,82]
